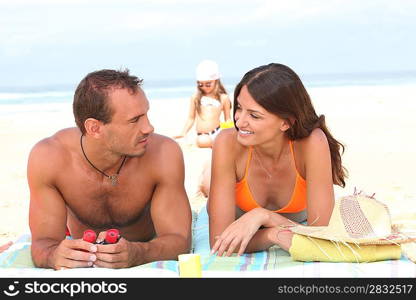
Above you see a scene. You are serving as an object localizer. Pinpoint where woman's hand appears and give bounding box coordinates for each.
[266,227,294,252]
[210,208,269,256]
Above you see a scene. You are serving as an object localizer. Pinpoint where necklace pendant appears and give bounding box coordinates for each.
[109,175,118,186]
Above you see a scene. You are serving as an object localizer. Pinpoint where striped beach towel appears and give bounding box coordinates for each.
[194,206,416,277]
[1,207,415,277]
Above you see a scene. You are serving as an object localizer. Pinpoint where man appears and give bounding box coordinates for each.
[28,69,192,269]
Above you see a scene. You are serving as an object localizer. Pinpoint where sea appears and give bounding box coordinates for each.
[1,71,416,119]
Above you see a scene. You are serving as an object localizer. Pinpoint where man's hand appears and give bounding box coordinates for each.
[50,239,98,270]
[94,238,142,268]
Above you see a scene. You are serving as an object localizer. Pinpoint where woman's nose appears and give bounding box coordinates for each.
[235,112,247,129]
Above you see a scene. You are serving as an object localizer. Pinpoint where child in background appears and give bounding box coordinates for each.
[174,60,232,148]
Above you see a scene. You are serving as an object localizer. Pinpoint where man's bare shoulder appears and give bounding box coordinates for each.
[143,134,184,180]
[29,127,79,165]
[146,133,182,158]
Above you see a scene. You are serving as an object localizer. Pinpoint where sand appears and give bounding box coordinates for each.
[1,83,416,255]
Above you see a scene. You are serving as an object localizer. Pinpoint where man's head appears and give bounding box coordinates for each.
[74,69,154,157]
[73,69,142,134]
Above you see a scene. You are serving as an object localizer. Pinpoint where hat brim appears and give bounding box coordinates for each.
[289,224,416,245]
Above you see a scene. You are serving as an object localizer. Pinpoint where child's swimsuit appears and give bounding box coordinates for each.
[196,96,222,139]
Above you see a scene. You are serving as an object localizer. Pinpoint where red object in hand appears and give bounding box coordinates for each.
[82,229,97,243]
[105,229,120,244]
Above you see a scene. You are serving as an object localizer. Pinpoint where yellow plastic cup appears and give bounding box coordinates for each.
[178,254,202,278]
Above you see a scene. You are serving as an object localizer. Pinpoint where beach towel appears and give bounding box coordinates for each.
[193,206,416,277]
[0,209,202,276]
[1,207,415,277]
[0,234,178,277]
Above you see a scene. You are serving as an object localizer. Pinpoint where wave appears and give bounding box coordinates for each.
[0,91,74,105]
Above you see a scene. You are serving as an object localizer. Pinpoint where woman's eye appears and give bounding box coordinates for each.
[250,114,259,119]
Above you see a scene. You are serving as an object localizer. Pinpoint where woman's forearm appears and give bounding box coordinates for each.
[260,208,299,228]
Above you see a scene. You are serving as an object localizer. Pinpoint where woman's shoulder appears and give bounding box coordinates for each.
[213,128,240,152]
[296,128,329,154]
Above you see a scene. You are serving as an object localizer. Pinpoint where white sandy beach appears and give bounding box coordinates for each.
[1,83,416,259]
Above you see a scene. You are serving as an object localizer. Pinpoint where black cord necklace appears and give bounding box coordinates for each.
[80,134,127,186]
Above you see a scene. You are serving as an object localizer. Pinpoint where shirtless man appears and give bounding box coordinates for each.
[28,69,192,269]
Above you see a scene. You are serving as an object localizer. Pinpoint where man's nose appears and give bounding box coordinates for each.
[142,115,154,135]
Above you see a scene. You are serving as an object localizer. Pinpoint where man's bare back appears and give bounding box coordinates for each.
[28,69,192,269]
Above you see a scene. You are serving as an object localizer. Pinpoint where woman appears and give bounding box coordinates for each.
[208,63,347,256]
[174,60,232,148]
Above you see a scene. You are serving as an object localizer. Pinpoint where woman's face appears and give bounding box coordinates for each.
[234,85,289,146]
[197,80,216,94]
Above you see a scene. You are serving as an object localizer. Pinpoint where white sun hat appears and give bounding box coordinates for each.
[285,190,416,245]
[196,60,220,81]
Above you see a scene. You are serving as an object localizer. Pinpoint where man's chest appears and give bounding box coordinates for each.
[56,169,155,229]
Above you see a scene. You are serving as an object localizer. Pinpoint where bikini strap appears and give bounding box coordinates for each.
[289,140,295,157]
[289,140,302,178]
[242,147,253,180]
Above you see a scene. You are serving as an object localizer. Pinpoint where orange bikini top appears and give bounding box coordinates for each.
[235,141,307,213]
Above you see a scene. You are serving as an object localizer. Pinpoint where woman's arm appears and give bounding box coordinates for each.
[173,96,197,138]
[208,129,238,248]
[211,207,295,256]
[303,129,335,226]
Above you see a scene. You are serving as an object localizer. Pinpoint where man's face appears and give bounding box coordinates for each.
[102,87,154,157]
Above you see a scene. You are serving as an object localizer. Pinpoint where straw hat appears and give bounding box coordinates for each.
[196,60,220,81]
[286,191,416,245]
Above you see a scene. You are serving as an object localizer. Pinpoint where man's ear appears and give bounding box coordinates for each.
[84,118,103,138]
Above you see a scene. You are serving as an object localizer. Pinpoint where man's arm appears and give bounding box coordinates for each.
[140,138,192,263]
[93,137,192,268]
[28,139,95,269]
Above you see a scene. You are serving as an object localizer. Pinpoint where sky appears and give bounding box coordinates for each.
[0,0,415,89]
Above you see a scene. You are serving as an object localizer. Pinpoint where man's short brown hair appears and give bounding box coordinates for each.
[73,69,143,134]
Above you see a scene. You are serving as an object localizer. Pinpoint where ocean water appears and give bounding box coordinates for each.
[1,71,416,118]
